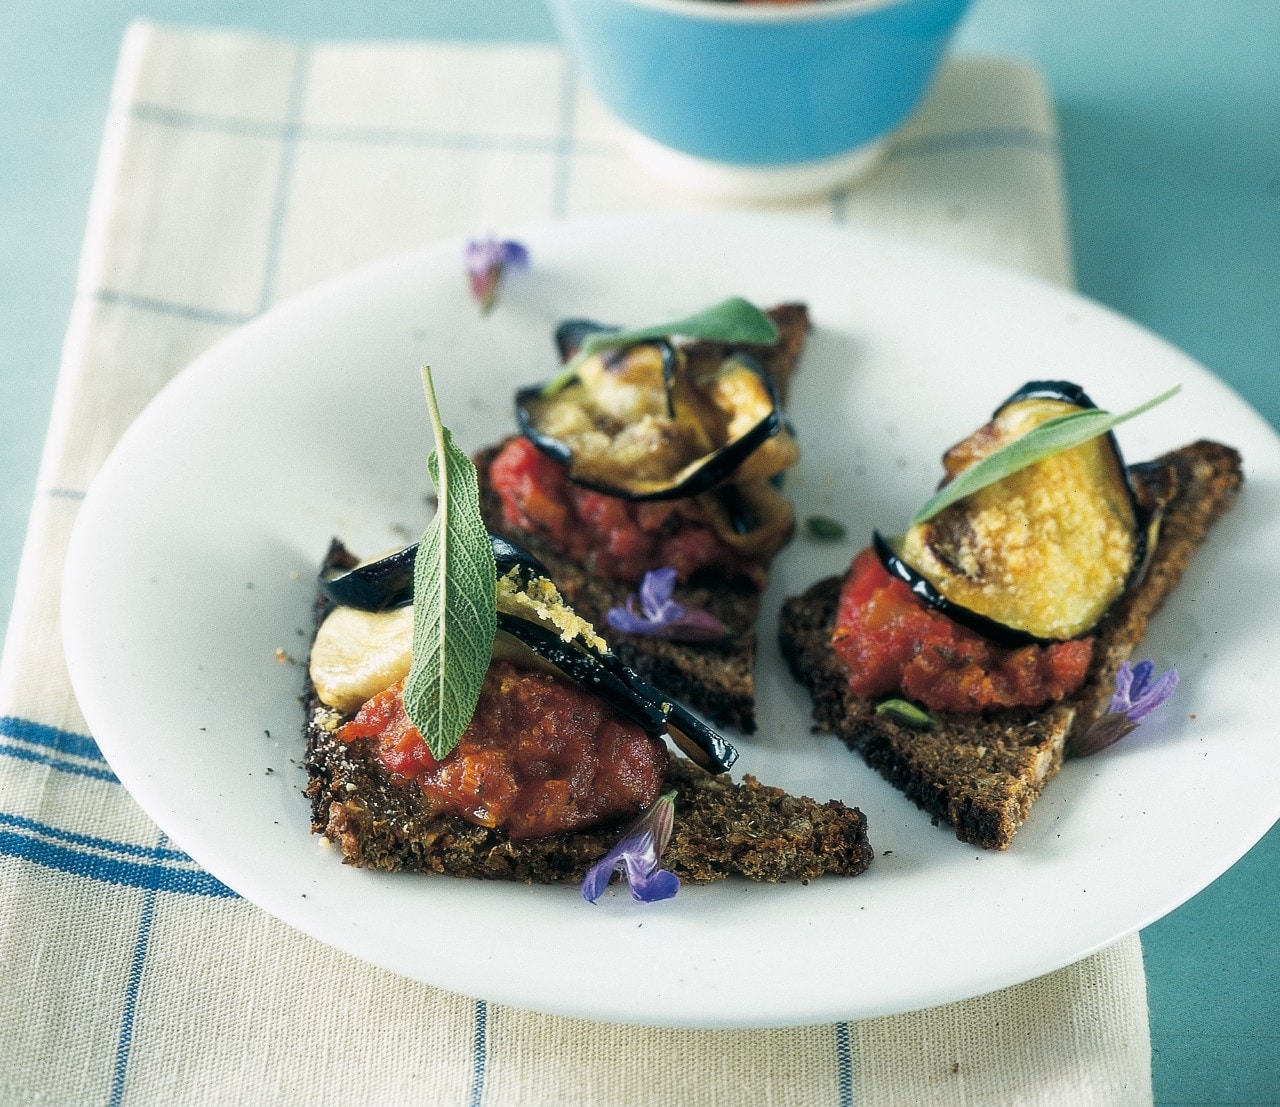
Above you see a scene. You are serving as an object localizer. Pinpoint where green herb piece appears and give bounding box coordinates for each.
[404,366,498,760]
[542,297,780,396]
[805,514,847,541]
[875,699,933,728]
[911,386,1180,526]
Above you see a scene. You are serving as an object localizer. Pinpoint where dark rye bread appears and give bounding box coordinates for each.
[304,543,873,886]
[779,440,1243,851]
[475,303,811,733]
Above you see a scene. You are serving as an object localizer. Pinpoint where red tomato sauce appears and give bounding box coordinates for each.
[832,548,1093,714]
[488,436,751,584]
[338,660,668,839]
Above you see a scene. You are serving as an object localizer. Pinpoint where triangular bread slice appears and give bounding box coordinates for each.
[305,539,873,885]
[779,441,1243,850]
[475,303,810,733]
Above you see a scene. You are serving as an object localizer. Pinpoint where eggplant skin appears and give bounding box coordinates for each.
[895,389,1142,643]
[320,535,554,614]
[314,536,739,774]
[1000,380,1098,412]
[515,344,799,503]
[873,532,1041,649]
[320,543,416,611]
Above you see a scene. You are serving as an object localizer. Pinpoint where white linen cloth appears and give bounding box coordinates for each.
[0,20,1151,1106]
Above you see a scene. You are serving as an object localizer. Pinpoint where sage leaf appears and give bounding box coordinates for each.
[404,366,497,760]
[911,385,1180,526]
[543,296,779,396]
[805,514,847,541]
[875,699,932,728]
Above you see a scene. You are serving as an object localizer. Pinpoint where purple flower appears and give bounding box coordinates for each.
[606,567,729,643]
[464,236,529,314]
[582,791,680,904]
[1072,660,1180,757]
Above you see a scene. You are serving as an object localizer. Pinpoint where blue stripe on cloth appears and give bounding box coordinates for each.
[129,101,286,140]
[130,99,615,157]
[550,62,578,219]
[257,44,310,313]
[109,833,168,1107]
[0,826,236,898]
[469,999,489,1107]
[46,487,87,500]
[836,1021,854,1106]
[95,287,255,327]
[887,125,1057,163]
[0,741,119,782]
[131,95,1047,164]
[303,122,614,156]
[0,811,190,862]
[0,715,107,762]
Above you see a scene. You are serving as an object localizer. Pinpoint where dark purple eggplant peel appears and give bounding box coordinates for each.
[875,380,1162,647]
[319,534,738,773]
[515,322,797,502]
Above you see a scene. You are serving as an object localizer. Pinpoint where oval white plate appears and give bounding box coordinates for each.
[62,214,1280,1028]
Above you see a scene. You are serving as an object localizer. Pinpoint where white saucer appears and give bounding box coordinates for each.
[624,129,888,203]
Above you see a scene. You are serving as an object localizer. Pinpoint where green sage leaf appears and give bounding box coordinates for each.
[875,699,933,728]
[911,385,1180,526]
[542,296,779,396]
[404,366,498,760]
[805,514,847,541]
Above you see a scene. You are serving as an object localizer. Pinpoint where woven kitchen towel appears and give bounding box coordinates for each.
[0,20,1149,1107]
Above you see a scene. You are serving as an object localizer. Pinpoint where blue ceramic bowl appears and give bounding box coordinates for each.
[549,0,972,199]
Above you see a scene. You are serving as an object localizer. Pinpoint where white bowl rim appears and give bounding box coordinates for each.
[562,0,924,28]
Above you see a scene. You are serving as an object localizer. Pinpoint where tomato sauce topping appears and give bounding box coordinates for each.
[338,660,668,839]
[832,548,1093,714]
[488,436,753,584]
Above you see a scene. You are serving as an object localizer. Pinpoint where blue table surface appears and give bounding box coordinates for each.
[2,2,1276,1102]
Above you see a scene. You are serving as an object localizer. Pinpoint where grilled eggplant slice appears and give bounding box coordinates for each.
[323,535,559,615]
[493,541,740,772]
[309,604,415,713]
[492,534,553,583]
[696,480,796,562]
[319,543,415,611]
[493,613,670,735]
[492,614,737,773]
[554,318,618,363]
[516,337,798,502]
[311,535,739,773]
[886,381,1146,644]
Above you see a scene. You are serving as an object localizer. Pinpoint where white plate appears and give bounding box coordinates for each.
[62,214,1280,1028]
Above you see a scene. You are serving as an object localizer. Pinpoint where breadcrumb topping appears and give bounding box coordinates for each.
[496,568,608,653]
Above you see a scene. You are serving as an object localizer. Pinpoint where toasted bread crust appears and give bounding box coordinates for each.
[779,440,1243,850]
[473,303,812,733]
[304,541,873,885]
[307,713,873,883]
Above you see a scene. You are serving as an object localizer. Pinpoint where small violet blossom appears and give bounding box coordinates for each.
[606,567,729,642]
[582,791,680,904]
[1072,659,1179,757]
[464,236,529,314]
